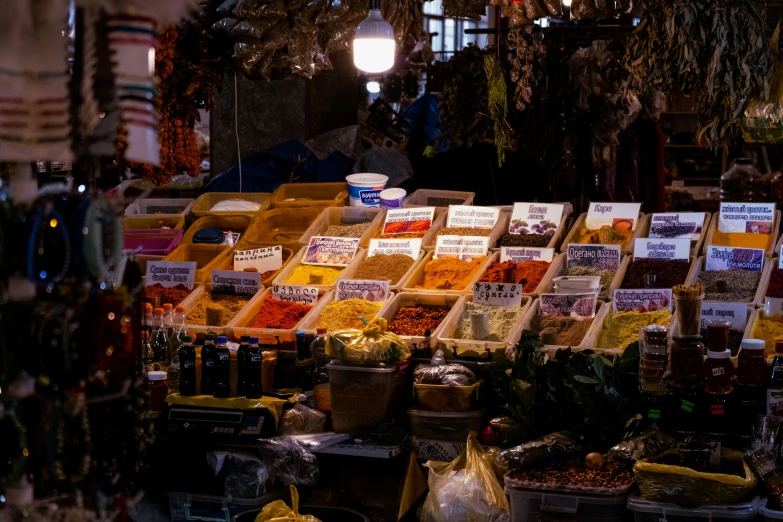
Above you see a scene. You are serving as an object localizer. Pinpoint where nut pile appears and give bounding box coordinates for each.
[507,457,633,489]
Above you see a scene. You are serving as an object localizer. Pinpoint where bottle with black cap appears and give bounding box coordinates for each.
[245,336,262,399]
[213,335,231,398]
[236,334,251,396]
[200,333,217,395]
[179,335,197,397]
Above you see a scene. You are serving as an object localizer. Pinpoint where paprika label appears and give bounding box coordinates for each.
[434,235,490,261]
[381,207,435,235]
[233,246,283,273]
[447,205,500,229]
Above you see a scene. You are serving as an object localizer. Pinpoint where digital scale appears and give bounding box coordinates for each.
[166,404,278,441]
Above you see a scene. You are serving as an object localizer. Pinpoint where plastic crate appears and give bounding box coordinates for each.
[124,229,183,256]
[168,490,286,522]
[413,381,482,412]
[179,284,264,338]
[123,215,185,230]
[190,192,272,219]
[270,182,348,209]
[124,198,194,218]
[400,251,494,295]
[236,208,321,250]
[375,291,463,349]
[758,497,783,521]
[181,215,254,245]
[626,495,756,522]
[298,206,385,248]
[162,243,232,285]
[403,189,475,208]
[506,487,629,522]
[327,361,408,433]
[408,409,481,441]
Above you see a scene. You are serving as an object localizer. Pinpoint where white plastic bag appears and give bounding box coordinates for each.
[421,433,510,522]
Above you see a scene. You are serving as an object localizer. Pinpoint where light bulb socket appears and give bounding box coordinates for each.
[369,0,380,9]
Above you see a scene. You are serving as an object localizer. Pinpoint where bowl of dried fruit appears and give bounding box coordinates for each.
[504,452,635,495]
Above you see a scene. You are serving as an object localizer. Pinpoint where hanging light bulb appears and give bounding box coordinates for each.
[353,0,396,73]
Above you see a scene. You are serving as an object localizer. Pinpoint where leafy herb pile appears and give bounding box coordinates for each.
[624,0,773,147]
[492,331,641,450]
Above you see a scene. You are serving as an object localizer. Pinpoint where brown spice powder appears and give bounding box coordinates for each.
[353,254,416,284]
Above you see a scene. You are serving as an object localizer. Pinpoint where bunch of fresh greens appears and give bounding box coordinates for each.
[484,54,513,166]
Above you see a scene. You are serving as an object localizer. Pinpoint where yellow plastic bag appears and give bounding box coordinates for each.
[326,317,411,364]
[421,432,511,522]
[254,485,321,522]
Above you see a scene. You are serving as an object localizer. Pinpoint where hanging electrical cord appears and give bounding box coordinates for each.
[234,72,242,193]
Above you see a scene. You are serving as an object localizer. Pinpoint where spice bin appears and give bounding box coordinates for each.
[703,209,781,257]
[504,487,630,522]
[377,292,463,348]
[271,247,368,292]
[231,287,331,350]
[637,212,712,258]
[236,208,321,250]
[407,409,482,441]
[495,208,570,250]
[605,255,696,297]
[341,250,426,293]
[297,290,393,334]
[437,295,532,359]
[162,243,233,285]
[124,198,194,218]
[744,308,783,359]
[270,182,348,209]
[403,188,475,208]
[424,212,509,251]
[190,192,271,219]
[298,206,385,248]
[626,495,757,522]
[220,246,296,287]
[373,208,448,249]
[179,284,264,337]
[545,253,628,300]
[582,303,678,357]
[519,298,607,354]
[560,211,647,255]
[327,360,408,433]
[478,251,564,297]
[401,251,494,295]
[123,215,185,230]
[180,215,254,245]
[124,229,183,256]
[685,255,771,307]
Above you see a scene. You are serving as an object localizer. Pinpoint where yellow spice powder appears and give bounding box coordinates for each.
[286,263,344,285]
[751,313,783,358]
[596,309,672,350]
[577,228,634,251]
[316,298,383,330]
[187,291,251,326]
[711,230,774,252]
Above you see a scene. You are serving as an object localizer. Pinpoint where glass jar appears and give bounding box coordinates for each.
[703,349,734,394]
[737,338,768,385]
[147,370,168,412]
[640,324,669,393]
[669,335,705,387]
[720,158,764,202]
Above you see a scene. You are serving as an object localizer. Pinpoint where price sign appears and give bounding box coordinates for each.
[272,285,318,305]
[701,301,747,331]
[473,282,523,307]
[585,202,641,230]
[302,236,359,267]
[211,270,261,295]
[633,238,690,261]
[648,212,705,240]
[434,235,490,261]
[335,279,390,301]
[613,289,672,313]
[381,207,435,235]
[539,293,597,319]
[566,244,621,270]
[367,238,422,259]
[233,246,283,273]
[705,246,764,272]
[509,203,564,235]
[500,247,555,263]
[446,205,500,229]
[718,202,775,234]
[146,261,197,289]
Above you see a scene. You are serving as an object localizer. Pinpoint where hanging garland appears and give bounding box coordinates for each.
[624,0,773,148]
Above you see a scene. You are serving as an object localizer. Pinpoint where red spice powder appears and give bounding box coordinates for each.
[480,260,550,293]
[767,268,783,298]
[144,283,192,305]
[252,297,313,329]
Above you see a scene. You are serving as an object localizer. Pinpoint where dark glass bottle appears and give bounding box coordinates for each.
[179,335,197,397]
[735,339,767,435]
[200,333,217,395]
[295,331,315,407]
[310,328,331,412]
[236,335,250,396]
[213,335,231,398]
[245,336,262,399]
[768,340,783,416]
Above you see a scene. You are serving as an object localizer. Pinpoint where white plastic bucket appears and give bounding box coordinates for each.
[379,188,406,209]
[346,173,388,207]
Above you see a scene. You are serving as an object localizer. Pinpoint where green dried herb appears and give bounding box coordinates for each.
[485,54,513,166]
[625,0,773,148]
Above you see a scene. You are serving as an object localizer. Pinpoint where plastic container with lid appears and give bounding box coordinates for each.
[346,173,388,207]
[147,371,168,411]
[737,338,767,385]
[627,495,756,522]
[640,324,669,393]
[505,487,629,522]
[720,158,764,202]
[704,349,734,393]
[408,409,482,441]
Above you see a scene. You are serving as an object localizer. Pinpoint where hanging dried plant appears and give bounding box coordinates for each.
[485,53,513,166]
[624,0,773,148]
[508,25,547,112]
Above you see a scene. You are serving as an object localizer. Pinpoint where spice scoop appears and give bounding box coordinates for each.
[552,276,601,294]
[470,311,490,340]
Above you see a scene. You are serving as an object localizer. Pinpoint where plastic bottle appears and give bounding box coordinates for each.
[150,308,169,366]
[768,340,783,416]
[213,335,231,398]
[162,303,174,339]
[147,371,168,411]
[169,305,188,356]
[295,331,315,408]
[142,303,153,335]
[720,158,764,202]
[703,348,734,434]
[178,335,197,397]
[310,328,331,412]
[140,330,154,371]
[201,333,217,395]
[236,335,250,396]
[245,336,262,399]
[735,338,768,433]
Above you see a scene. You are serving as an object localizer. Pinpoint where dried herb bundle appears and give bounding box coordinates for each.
[625,0,773,147]
[485,54,513,166]
[509,26,547,112]
[383,0,427,47]
[437,44,494,149]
